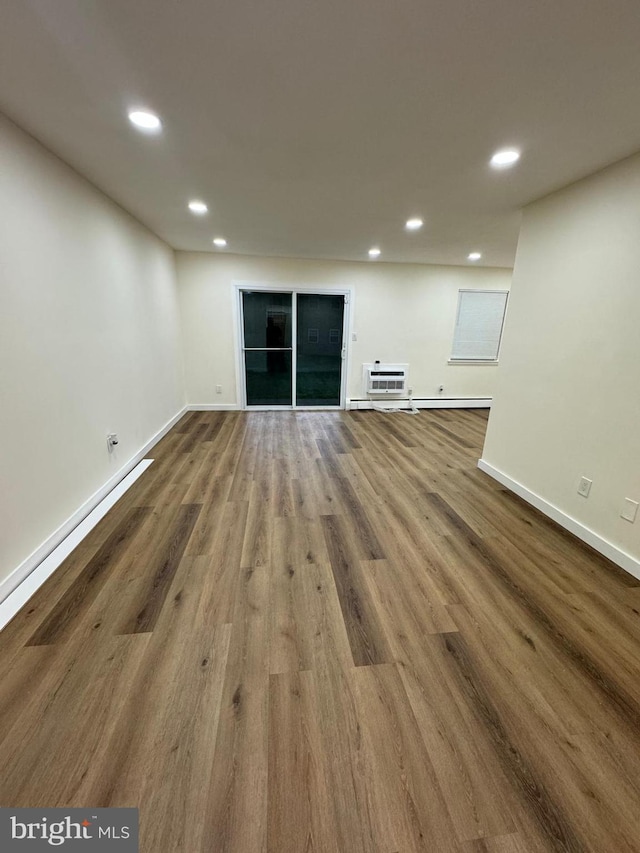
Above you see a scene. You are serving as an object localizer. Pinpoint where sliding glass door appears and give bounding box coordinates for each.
[240,290,346,408]
[296,293,344,406]
[242,291,293,406]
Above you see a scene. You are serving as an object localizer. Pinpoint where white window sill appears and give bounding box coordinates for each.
[448,360,499,366]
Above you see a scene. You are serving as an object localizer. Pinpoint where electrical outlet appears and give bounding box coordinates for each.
[621,498,639,523]
[215,385,222,394]
[577,477,592,498]
[107,433,119,452]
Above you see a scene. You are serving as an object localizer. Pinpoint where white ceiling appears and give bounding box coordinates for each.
[2,0,640,268]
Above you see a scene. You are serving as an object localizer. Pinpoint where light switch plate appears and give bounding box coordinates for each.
[621,498,639,523]
[577,477,592,498]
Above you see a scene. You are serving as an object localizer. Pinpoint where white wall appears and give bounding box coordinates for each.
[0,113,185,585]
[482,152,640,566]
[176,252,511,405]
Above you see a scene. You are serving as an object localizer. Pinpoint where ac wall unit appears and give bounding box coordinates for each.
[366,367,408,395]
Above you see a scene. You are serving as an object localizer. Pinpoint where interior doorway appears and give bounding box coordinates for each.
[238,288,348,409]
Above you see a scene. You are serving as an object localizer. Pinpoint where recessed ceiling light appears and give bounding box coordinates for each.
[128,110,161,132]
[188,200,208,215]
[213,237,227,247]
[490,149,520,168]
[368,247,381,258]
[405,218,423,231]
[468,252,482,261]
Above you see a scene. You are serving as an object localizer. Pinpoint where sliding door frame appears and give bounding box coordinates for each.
[233,281,353,410]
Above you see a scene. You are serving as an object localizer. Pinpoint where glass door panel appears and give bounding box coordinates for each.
[242,291,293,406]
[296,293,344,406]
[244,350,292,406]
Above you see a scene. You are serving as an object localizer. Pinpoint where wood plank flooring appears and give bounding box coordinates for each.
[2,409,640,852]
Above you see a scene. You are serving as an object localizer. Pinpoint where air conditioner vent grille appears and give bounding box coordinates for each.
[370,379,405,391]
[366,365,408,395]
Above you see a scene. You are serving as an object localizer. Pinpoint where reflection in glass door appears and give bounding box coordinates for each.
[242,291,293,406]
[240,290,346,408]
[296,294,344,406]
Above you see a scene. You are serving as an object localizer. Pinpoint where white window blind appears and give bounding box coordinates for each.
[451,289,508,361]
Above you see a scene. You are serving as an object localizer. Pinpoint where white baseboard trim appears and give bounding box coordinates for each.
[478,459,640,581]
[0,405,188,614]
[0,459,154,631]
[347,397,492,411]
[187,403,240,411]
[187,401,491,412]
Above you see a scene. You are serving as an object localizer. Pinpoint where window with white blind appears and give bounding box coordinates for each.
[450,289,508,362]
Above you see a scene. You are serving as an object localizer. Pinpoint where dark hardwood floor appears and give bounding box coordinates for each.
[1,409,640,852]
